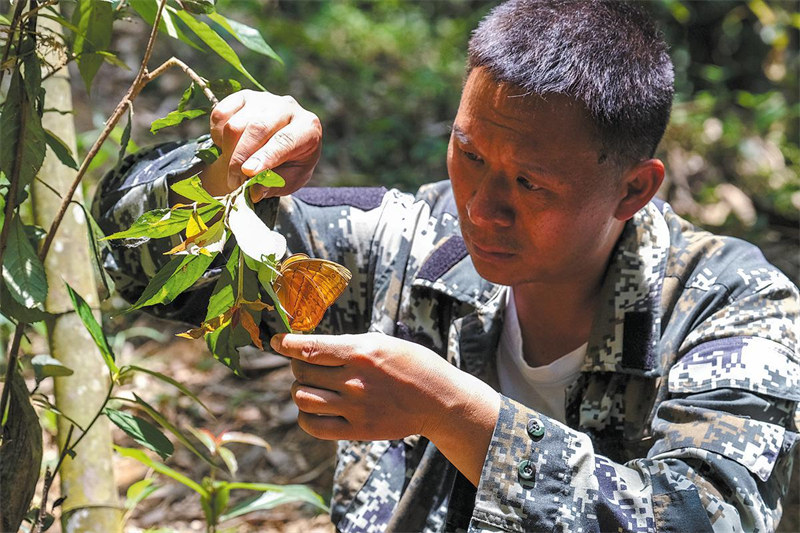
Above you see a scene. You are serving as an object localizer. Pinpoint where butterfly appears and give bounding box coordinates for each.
[272,253,352,332]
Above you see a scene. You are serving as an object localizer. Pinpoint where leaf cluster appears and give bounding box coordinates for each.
[105,168,292,375]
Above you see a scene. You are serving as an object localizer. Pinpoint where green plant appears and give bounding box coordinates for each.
[0,1,323,531]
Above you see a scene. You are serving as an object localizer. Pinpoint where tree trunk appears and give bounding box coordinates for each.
[30,13,122,533]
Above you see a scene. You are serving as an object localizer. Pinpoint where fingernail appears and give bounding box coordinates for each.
[242,158,260,173]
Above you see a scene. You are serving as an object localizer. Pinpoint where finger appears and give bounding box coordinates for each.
[241,112,321,176]
[270,333,353,366]
[296,410,351,441]
[290,359,345,391]
[223,111,287,190]
[209,91,247,146]
[291,380,341,415]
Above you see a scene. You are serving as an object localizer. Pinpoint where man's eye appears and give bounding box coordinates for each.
[517,176,541,191]
[462,150,482,163]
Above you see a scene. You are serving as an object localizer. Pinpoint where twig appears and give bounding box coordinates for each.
[145,57,219,107]
[33,425,75,533]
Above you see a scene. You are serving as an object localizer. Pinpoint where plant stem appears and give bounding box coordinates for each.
[33,425,74,533]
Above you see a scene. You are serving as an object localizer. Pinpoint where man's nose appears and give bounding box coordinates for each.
[465,177,514,228]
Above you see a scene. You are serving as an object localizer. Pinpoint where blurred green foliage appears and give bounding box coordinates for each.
[89,0,798,281]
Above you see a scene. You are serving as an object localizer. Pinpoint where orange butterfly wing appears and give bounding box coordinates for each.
[272,254,352,332]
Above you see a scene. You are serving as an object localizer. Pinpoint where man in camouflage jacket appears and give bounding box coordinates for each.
[94,1,799,531]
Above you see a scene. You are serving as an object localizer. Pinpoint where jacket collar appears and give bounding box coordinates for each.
[411,201,671,376]
[582,200,671,375]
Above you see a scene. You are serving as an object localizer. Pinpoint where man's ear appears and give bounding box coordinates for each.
[614,159,665,221]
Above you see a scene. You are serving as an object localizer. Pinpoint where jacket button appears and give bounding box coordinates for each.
[518,459,535,481]
[527,418,545,440]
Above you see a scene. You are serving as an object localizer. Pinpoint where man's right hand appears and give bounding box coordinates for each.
[200,89,323,202]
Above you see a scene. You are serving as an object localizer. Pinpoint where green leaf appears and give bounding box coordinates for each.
[180,0,216,15]
[115,446,207,496]
[131,253,215,310]
[196,144,221,165]
[258,266,291,333]
[177,83,198,112]
[0,371,43,533]
[219,484,328,522]
[170,175,222,206]
[207,13,283,65]
[31,355,74,381]
[150,108,208,134]
[97,50,131,70]
[2,216,48,309]
[172,8,265,90]
[130,394,216,468]
[125,365,212,415]
[44,128,79,170]
[246,168,285,190]
[125,478,159,510]
[65,282,118,375]
[105,408,174,460]
[0,14,10,24]
[104,202,221,240]
[208,79,242,100]
[37,11,82,35]
[129,0,204,51]
[72,0,114,92]
[0,69,47,206]
[0,282,50,324]
[204,247,238,321]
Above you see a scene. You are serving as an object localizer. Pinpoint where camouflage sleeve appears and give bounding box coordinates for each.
[471,265,799,531]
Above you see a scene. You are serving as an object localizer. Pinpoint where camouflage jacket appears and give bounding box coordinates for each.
[93,138,799,533]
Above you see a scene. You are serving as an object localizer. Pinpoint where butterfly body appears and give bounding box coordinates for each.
[272,254,352,332]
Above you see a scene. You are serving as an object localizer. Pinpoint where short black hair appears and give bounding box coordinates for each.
[468,0,674,168]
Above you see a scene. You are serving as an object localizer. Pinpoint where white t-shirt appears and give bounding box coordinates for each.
[496,289,586,423]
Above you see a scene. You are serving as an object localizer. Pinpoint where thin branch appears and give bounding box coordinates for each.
[145,57,219,107]
[33,425,75,533]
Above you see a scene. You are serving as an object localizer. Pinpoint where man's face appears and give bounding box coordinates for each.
[447,68,627,288]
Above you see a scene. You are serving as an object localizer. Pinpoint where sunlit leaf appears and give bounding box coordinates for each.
[124,365,213,415]
[0,282,50,324]
[219,431,271,451]
[72,0,113,92]
[104,202,221,240]
[65,282,118,375]
[170,175,222,206]
[207,13,283,65]
[43,129,78,170]
[31,355,74,381]
[2,216,48,309]
[186,426,217,454]
[172,8,265,90]
[131,253,215,310]
[228,193,286,263]
[105,408,174,460]
[176,305,235,339]
[219,483,328,522]
[246,168,285,190]
[115,446,207,496]
[125,479,159,510]
[150,108,207,134]
[217,446,238,477]
[97,50,130,70]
